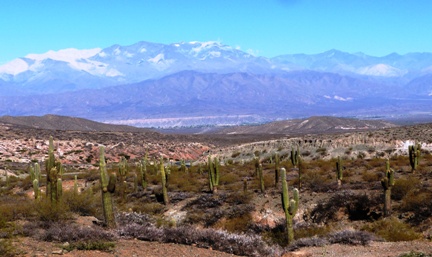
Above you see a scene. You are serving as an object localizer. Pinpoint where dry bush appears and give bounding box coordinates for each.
[310,191,381,223]
[326,230,377,245]
[32,199,73,222]
[219,172,240,186]
[169,171,203,192]
[213,213,252,233]
[302,169,334,192]
[63,189,98,216]
[362,217,421,241]
[119,222,280,257]
[128,202,165,215]
[362,170,381,182]
[286,228,376,251]
[392,177,420,201]
[400,191,432,225]
[0,195,34,222]
[294,224,333,240]
[40,222,116,242]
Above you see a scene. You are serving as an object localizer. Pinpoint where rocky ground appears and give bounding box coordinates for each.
[1,119,432,257]
[14,237,432,257]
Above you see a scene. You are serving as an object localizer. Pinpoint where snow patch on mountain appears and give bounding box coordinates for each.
[325,95,352,101]
[148,53,165,63]
[0,58,29,76]
[147,53,175,70]
[334,95,353,101]
[0,48,125,78]
[26,48,101,62]
[357,64,406,77]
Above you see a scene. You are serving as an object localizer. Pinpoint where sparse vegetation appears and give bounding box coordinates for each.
[0,122,431,256]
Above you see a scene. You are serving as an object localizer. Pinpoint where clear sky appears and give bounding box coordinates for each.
[1,0,431,64]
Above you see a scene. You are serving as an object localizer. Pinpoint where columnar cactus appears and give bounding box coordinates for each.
[290,146,302,189]
[281,167,299,245]
[274,153,280,187]
[381,159,395,217]
[208,156,220,193]
[118,156,128,200]
[33,178,40,200]
[254,157,260,177]
[30,162,41,183]
[336,156,343,188]
[99,146,116,228]
[408,144,421,173]
[30,163,41,199]
[73,175,78,195]
[258,163,265,193]
[45,137,63,204]
[290,147,299,168]
[180,159,187,173]
[160,157,169,205]
[137,155,148,190]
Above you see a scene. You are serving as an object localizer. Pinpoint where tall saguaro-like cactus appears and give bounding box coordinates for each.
[99,146,116,228]
[281,168,299,245]
[290,147,302,189]
[408,144,421,173]
[336,156,343,188]
[137,155,148,190]
[274,153,280,187]
[159,157,169,205]
[381,159,395,217]
[258,163,265,193]
[208,156,220,194]
[30,163,41,200]
[118,156,128,200]
[45,136,63,204]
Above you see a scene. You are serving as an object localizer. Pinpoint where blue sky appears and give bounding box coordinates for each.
[1,0,431,64]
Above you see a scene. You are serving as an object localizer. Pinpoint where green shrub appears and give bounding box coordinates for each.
[132,202,165,215]
[0,239,16,257]
[63,189,98,216]
[64,241,115,252]
[362,217,421,241]
[295,224,333,239]
[214,213,252,233]
[32,198,73,222]
[231,152,241,158]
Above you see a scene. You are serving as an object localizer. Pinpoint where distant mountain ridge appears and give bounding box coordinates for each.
[1,41,432,95]
[215,116,397,135]
[0,40,432,127]
[0,114,151,132]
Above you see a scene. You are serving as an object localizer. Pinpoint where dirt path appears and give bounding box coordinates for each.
[17,237,431,257]
[18,238,242,257]
[293,241,432,257]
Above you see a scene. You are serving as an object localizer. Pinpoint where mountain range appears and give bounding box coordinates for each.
[1,41,431,127]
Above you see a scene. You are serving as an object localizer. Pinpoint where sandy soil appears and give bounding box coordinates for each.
[16,237,431,257]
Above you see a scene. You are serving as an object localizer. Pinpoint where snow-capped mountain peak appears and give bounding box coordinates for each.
[357,64,406,77]
[25,48,101,62]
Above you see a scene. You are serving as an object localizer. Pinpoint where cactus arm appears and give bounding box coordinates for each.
[259,163,265,193]
[381,159,395,217]
[160,157,169,205]
[214,157,220,188]
[33,179,40,200]
[336,156,343,188]
[281,167,299,245]
[99,146,116,228]
[274,153,280,187]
